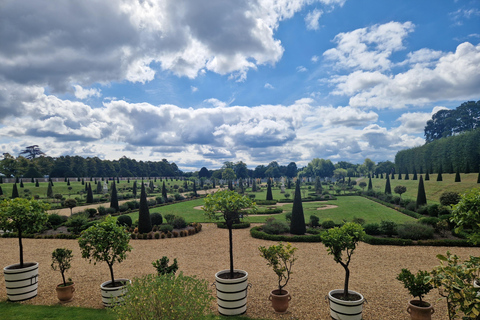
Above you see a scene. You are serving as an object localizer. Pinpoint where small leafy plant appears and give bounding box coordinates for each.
[152,257,178,276]
[51,248,74,287]
[258,243,297,294]
[396,269,433,307]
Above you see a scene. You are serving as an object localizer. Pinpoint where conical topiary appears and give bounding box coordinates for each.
[437,164,443,181]
[11,183,19,199]
[412,169,417,180]
[425,171,430,181]
[385,175,391,194]
[138,183,152,234]
[367,177,373,191]
[47,181,53,198]
[290,179,306,235]
[416,175,427,209]
[266,178,273,200]
[455,170,461,182]
[86,183,93,203]
[110,180,119,212]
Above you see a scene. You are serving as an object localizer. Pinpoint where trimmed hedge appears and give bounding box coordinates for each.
[216,222,251,229]
[250,226,322,242]
[362,195,422,219]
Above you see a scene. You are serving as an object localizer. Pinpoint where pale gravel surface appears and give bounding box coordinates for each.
[1,223,480,319]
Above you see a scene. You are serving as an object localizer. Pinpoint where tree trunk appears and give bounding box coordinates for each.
[108,263,115,286]
[228,223,234,278]
[343,265,350,300]
[18,229,24,268]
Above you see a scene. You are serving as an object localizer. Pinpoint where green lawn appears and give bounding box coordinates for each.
[362,173,479,204]
[0,302,266,320]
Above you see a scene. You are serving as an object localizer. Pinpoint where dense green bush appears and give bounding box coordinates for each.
[418,217,440,227]
[155,196,165,204]
[439,191,461,207]
[125,201,139,210]
[159,224,173,233]
[397,222,434,240]
[150,212,163,226]
[256,200,278,205]
[118,204,129,213]
[380,220,397,237]
[406,202,417,212]
[310,215,320,227]
[321,219,336,229]
[262,218,290,235]
[164,214,176,224]
[106,207,116,215]
[416,205,429,216]
[117,215,133,227]
[364,223,381,235]
[85,208,97,218]
[97,206,106,215]
[171,216,187,229]
[113,273,213,320]
[251,226,322,242]
[65,214,89,235]
[48,213,66,227]
[173,193,184,201]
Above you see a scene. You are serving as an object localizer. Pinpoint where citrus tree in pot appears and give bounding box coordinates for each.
[321,222,366,320]
[396,268,434,320]
[258,242,297,313]
[78,215,132,307]
[203,190,257,316]
[51,248,75,301]
[0,198,49,301]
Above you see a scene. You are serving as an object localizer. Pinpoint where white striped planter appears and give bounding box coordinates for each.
[100,279,130,307]
[215,269,249,316]
[4,262,39,302]
[328,289,364,320]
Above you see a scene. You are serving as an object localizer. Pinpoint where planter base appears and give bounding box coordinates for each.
[56,283,75,301]
[328,289,364,320]
[4,262,39,302]
[215,269,249,316]
[407,299,434,320]
[100,279,130,307]
[269,289,291,313]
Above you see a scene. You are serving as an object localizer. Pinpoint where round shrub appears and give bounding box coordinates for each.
[150,212,163,226]
[418,217,440,227]
[397,222,434,240]
[48,213,65,227]
[174,193,184,201]
[364,223,381,235]
[427,204,440,217]
[309,215,320,227]
[321,219,336,230]
[117,215,133,227]
[155,197,165,205]
[154,232,160,239]
[262,218,289,235]
[380,220,397,237]
[406,202,416,212]
[97,206,107,215]
[439,191,461,207]
[437,205,451,217]
[118,204,129,212]
[172,216,187,229]
[106,207,117,215]
[416,205,429,216]
[159,224,174,233]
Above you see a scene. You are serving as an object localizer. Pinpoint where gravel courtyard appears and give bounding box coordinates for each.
[1,223,479,319]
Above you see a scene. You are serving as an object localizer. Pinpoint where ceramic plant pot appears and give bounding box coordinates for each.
[214,269,249,316]
[269,289,291,313]
[55,282,75,301]
[3,262,39,302]
[407,299,434,320]
[327,289,364,320]
[100,279,130,307]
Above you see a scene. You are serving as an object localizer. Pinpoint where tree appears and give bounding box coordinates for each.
[384,175,391,194]
[451,188,480,244]
[203,190,257,278]
[78,216,132,287]
[132,180,137,199]
[439,191,461,207]
[162,181,167,200]
[437,164,443,181]
[290,179,306,235]
[0,198,49,267]
[86,183,93,204]
[19,145,45,159]
[285,162,297,178]
[51,248,74,287]
[367,177,373,191]
[315,176,322,194]
[359,182,367,191]
[455,170,461,182]
[110,181,119,212]
[198,167,210,179]
[96,180,102,194]
[363,158,376,176]
[138,183,152,234]
[64,199,77,216]
[252,179,257,192]
[193,180,197,196]
[11,183,19,199]
[266,178,273,201]
[416,176,427,208]
[394,185,407,198]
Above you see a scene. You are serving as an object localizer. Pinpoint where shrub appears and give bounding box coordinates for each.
[285,212,292,223]
[174,193,184,201]
[85,208,97,218]
[427,204,440,217]
[117,215,133,228]
[172,231,179,237]
[397,222,434,240]
[380,220,397,237]
[364,223,381,235]
[262,218,289,235]
[155,197,165,205]
[152,257,178,276]
[161,233,166,239]
[48,214,65,227]
[418,217,440,227]
[172,216,187,229]
[309,215,320,227]
[112,273,213,320]
[164,214,176,224]
[65,214,89,235]
[159,224,173,233]
[150,212,163,226]
[406,202,416,212]
[105,207,117,215]
[97,206,106,215]
[118,204,129,212]
[416,205,429,216]
[439,191,461,207]
[126,201,138,210]
[437,206,451,217]
[352,217,366,225]
[321,219,336,230]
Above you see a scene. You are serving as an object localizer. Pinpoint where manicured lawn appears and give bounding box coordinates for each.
[0,302,265,320]
[363,173,479,204]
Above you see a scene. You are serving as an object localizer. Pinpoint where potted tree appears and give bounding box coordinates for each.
[396,268,434,320]
[51,248,75,301]
[258,242,297,313]
[0,198,49,301]
[321,222,366,320]
[203,190,257,316]
[78,215,132,307]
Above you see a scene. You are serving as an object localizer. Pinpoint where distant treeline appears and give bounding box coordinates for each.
[395,128,480,174]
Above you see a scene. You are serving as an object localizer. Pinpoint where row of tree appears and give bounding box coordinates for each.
[395,128,480,175]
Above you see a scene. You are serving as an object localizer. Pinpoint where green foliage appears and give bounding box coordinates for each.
[428,252,480,319]
[51,248,74,286]
[290,179,306,235]
[152,256,179,276]
[363,223,381,235]
[266,178,273,200]
[172,216,187,229]
[251,226,322,242]
[48,213,66,227]
[384,175,391,194]
[321,219,336,229]
[150,212,163,226]
[66,214,89,235]
[203,190,256,225]
[451,188,480,244]
[138,183,152,234]
[258,243,297,293]
[309,215,320,227]
[380,220,397,237]
[78,216,132,285]
[117,215,133,228]
[396,269,433,302]
[0,198,49,266]
[394,185,407,197]
[113,273,214,320]
[262,218,289,235]
[416,176,427,208]
[440,191,461,207]
[159,224,173,233]
[396,222,434,240]
[164,213,176,224]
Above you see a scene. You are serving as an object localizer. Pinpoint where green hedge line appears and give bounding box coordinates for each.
[216,222,251,229]
[362,195,422,219]
[250,226,322,242]
[248,208,283,215]
[363,235,477,247]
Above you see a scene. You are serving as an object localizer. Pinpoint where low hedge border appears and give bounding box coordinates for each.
[248,208,283,215]
[363,235,478,247]
[362,195,422,219]
[250,226,322,242]
[216,222,251,229]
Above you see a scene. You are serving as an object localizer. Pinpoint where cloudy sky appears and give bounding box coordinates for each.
[0,0,479,171]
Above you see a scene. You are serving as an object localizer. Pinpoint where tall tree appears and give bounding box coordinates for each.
[47,182,53,198]
[367,177,373,191]
[416,176,427,208]
[110,181,119,212]
[193,180,197,196]
[132,180,137,199]
[455,170,461,182]
[162,181,167,200]
[290,179,306,235]
[96,180,102,194]
[384,175,391,194]
[138,183,152,234]
[86,183,93,204]
[252,179,257,192]
[19,145,45,159]
[266,178,273,200]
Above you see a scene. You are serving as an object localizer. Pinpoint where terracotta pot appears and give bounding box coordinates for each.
[269,289,291,313]
[55,283,75,301]
[407,299,434,320]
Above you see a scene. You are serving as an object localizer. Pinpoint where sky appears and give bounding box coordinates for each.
[0,0,479,172]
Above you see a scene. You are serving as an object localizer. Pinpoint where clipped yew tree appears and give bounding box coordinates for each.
[367,177,373,191]
[455,170,461,182]
[416,175,427,208]
[266,178,273,200]
[290,179,306,235]
[78,215,132,287]
[138,183,152,234]
[110,180,119,212]
[384,175,391,194]
[86,183,93,203]
[11,183,19,199]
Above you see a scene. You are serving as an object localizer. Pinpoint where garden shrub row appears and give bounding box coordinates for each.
[362,195,422,219]
[363,234,477,247]
[216,222,251,229]
[250,226,322,242]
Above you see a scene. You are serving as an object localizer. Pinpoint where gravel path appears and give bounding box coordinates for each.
[1,223,479,319]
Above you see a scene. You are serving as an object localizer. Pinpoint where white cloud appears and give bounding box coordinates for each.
[305,9,323,30]
[264,83,275,89]
[73,85,101,100]
[311,55,319,63]
[191,86,198,93]
[296,66,308,72]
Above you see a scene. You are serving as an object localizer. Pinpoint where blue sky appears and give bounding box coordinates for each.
[0,0,479,171]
